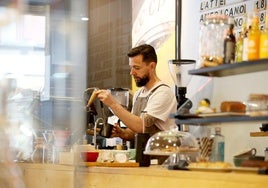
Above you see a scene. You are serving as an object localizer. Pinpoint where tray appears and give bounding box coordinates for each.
[81,162,139,167]
[230,167,259,173]
[187,166,259,173]
[144,149,199,156]
[187,166,232,172]
[143,151,174,156]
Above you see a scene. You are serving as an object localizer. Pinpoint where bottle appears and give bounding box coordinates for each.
[210,127,225,162]
[247,12,260,60]
[236,20,248,63]
[259,11,268,59]
[223,18,236,64]
[242,14,251,61]
[235,32,243,62]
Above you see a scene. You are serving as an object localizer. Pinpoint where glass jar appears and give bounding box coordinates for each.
[199,15,229,68]
[245,94,268,116]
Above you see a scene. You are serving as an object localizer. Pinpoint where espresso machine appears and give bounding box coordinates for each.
[84,87,131,148]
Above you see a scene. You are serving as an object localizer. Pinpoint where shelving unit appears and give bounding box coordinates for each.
[175,59,268,137]
[189,59,268,77]
[174,114,268,125]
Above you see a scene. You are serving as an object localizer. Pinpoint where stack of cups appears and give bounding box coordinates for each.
[135,111,150,167]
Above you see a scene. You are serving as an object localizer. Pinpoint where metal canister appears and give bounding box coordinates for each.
[265,147,268,161]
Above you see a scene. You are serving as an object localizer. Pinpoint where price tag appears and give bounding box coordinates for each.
[254,0,267,11]
[259,10,266,30]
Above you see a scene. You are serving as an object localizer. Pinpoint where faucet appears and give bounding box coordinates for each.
[93,118,104,149]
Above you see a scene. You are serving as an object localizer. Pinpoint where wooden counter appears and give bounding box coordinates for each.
[75,165,268,188]
[18,163,268,188]
[19,163,75,188]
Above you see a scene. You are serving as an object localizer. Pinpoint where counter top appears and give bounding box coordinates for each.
[76,165,268,188]
[18,163,75,188]
[18,163,268,188]
[18,162,75,171]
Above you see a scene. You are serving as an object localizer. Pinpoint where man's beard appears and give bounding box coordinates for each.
[135,75,149,87]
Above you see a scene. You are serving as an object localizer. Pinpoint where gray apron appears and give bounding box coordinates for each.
[132,84,168,136]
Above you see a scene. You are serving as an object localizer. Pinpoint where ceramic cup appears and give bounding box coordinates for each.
[233,148,257,167]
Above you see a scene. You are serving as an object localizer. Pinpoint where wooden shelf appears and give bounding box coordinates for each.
[188,59,268,77]
[250,132,268,137]
[173,114,268,125]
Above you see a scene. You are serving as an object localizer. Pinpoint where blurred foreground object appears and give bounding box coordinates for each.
[1,56,25,188]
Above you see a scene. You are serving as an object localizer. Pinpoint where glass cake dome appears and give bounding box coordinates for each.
[143,130,199,156]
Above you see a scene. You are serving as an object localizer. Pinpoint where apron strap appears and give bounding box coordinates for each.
[146,83,169,101]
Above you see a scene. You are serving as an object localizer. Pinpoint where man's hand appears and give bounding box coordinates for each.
[111,123,135,141]
[111,123,123,138]
[95,89,118,107]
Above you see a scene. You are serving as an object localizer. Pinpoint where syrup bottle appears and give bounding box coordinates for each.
[247,11,260,60]
[235,32,243,62]
[259,10,268,59]
[223,17,236,64]
[242,14,251,61]
[236,20,247,63]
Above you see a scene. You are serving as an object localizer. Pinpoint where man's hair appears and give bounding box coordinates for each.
[127,44,157,64]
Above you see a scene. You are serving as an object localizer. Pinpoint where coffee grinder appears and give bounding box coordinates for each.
[168,60,195,112]
[168,0,196,130]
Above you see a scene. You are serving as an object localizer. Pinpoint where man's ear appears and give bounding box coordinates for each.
[150,61,156,69]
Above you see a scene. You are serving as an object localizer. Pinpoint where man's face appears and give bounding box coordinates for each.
[129,55,150,87]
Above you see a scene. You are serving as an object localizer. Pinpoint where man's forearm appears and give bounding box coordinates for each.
[109,102,143,133]
[120,128,135,141]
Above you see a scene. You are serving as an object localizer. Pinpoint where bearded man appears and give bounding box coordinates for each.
[96,44,177,140]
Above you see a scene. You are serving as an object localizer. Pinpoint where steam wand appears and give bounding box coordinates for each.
[93,118,104,149]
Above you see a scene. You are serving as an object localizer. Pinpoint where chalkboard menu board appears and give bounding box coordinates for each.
[199,0,267,33]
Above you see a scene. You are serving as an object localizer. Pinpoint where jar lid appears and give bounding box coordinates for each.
[203,15,228,25]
